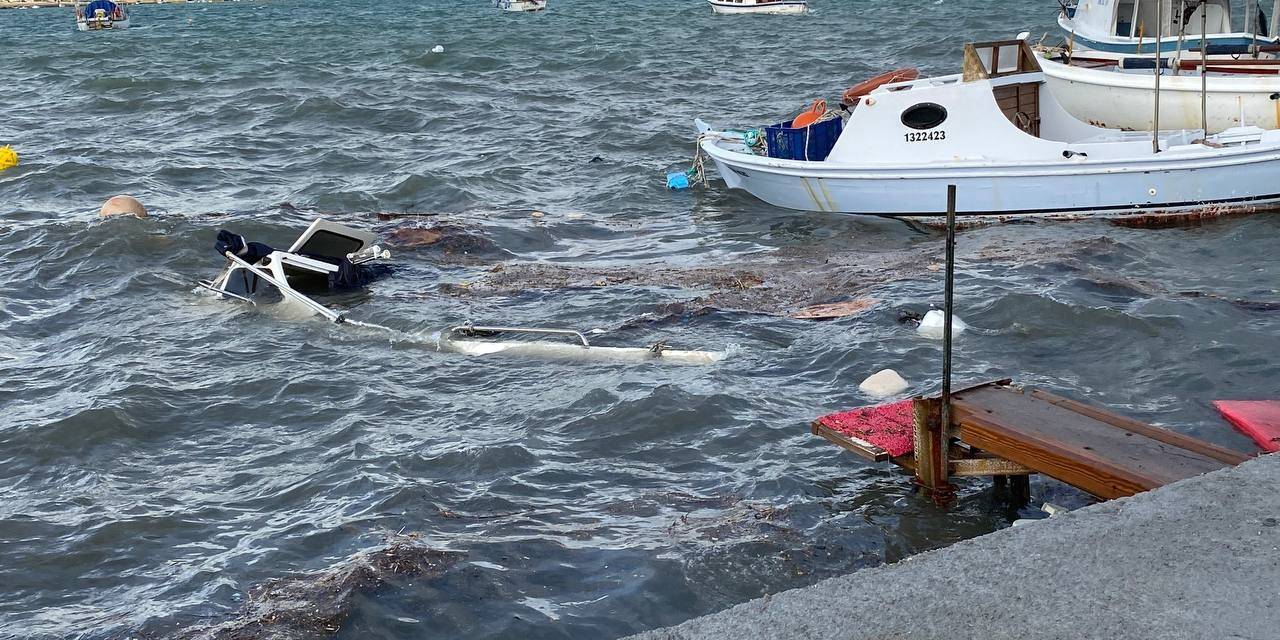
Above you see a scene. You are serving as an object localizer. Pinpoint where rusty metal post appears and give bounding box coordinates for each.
[912,397,948,497]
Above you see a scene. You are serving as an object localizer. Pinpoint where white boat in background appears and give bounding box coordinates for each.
[1058,0,1278,56]
[496,0,547,12]
[709,0,808,15]
[1038,50,1280,133]
[75,0,129,30]
[695,40,1280,218]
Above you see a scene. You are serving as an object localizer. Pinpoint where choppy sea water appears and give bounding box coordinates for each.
[1,1,1277,638]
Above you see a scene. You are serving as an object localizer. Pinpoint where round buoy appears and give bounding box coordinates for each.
[99,195,148,219]
[431,45,445,54]
[0,146,18,172]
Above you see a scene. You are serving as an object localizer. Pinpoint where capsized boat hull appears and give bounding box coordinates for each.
[708,0,807,15]
[1039,54,1280,134]
[700,130,1280,217]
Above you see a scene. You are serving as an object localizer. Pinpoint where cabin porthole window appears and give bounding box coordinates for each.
[901,103,948,130]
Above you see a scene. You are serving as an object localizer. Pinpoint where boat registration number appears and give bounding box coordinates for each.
[904,131,946,142]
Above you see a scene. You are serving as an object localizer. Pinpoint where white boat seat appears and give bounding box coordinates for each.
[287,219,377,261]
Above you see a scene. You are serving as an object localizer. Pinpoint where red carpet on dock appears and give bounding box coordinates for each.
[1213,401,1280,453]
[815,399,915,457]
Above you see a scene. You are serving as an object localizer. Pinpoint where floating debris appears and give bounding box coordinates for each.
[0,145,17,172]
[790,298,878,320]
[916,309,968,339]
[385,223,511,262]
[858,369,909,398]
[171,536,463,640]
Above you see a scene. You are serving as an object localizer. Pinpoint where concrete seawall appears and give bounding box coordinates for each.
[630,453,1280,640]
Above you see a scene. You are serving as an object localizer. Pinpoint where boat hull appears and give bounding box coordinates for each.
[701,139,1280,217]
[76,17,129,30]
[496,0,546,12]
[708,0,807,15]
[1040,56,1280,134]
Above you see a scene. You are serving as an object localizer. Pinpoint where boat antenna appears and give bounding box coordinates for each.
[1201,0,1208,134]
[1153,0,1164,153]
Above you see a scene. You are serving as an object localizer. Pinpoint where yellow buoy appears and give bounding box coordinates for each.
[0,146,17,172]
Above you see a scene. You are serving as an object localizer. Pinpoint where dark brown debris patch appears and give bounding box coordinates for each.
[169,536,463,640]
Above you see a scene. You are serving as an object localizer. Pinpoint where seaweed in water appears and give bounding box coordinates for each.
[168,536,463,640]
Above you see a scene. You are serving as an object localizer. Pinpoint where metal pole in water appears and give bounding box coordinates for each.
[941,185,957,438]
[1154,0,1164,153]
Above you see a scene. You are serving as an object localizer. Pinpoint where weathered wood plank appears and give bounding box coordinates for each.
[812,422,890,462]
[1026,389,1252,465]
[948,385,1245,499]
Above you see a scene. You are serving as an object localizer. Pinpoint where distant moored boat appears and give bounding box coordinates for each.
[496,0,547,12]
[708,0,808,15]
[75,0,130,31]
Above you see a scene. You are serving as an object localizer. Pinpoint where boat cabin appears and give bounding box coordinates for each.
[961,40,1043,137]
[818,39,1216,167]
[1069,0,1233,39]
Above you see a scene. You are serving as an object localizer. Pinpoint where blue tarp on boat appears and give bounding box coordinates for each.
[83,0,120,16]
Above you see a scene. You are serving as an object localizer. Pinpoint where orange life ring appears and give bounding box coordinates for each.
[842,68,920,106]
[790,98,827,129]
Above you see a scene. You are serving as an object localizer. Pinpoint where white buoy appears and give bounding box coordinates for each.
[431,45,445,54]
[859,369,909,397]
[916,309,968,340]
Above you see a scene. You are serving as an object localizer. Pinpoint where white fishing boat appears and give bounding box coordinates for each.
[695,40,1280,218]
[75,0,129,30]
[495,0,547,12]
[1058,0,1277,55]
[709,0,808,15]
[1038,50,1280,133]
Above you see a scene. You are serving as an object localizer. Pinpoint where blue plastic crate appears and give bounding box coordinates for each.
[763,117,844,162]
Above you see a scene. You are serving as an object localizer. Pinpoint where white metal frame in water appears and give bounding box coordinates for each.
[198,220,723,365]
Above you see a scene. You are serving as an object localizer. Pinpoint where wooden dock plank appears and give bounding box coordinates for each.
[950,385,1245,499]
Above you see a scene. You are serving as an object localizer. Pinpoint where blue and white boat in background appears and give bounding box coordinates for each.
[1059,0,1277,56]
[75,0,129,31]
[709,0,808,15]
[694,40,1280,219]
